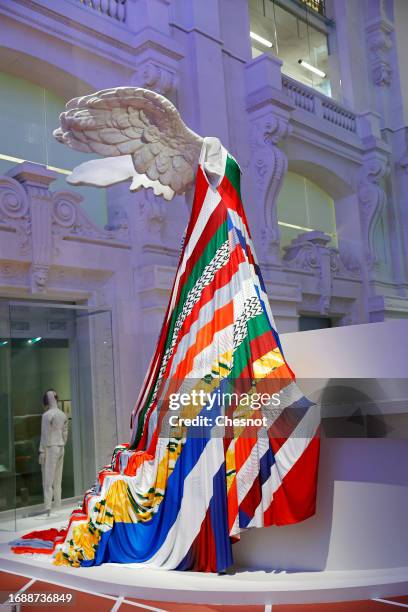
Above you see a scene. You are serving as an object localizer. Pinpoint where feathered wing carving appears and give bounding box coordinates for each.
[53,87,204,200]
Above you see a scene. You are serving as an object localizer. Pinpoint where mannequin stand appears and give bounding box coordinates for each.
[34,510,60,520]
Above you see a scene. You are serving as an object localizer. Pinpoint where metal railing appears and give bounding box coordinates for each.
[77,0,126,22]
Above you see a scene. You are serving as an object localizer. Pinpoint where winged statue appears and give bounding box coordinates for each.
[54,86,221,201]
[12,85,320,574]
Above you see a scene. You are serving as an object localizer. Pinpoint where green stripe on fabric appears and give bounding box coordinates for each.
[132,221,229,447]
[225,155,241,201]
[174,221,228,322]
[230,313,271,379]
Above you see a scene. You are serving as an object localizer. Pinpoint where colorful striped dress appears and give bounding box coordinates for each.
[11,138,320,573]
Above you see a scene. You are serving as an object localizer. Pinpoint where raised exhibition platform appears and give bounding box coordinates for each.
[1,321,407,604]
[0,537,407,605]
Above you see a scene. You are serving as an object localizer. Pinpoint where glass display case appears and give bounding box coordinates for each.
[0,300,117,531]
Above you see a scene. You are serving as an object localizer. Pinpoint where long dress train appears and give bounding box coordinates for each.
[11,138,320,572]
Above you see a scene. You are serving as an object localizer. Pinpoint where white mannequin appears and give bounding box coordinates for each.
[38,390,68,518]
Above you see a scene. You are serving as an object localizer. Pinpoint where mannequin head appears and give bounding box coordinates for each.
[43,389,58,410]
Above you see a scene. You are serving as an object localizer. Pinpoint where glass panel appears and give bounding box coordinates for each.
[0,301,117,532]
[0,304,16,531]
[249,0,334,98]
[0,71,107,227]
[277,171,337,254]
[299,315,332,331]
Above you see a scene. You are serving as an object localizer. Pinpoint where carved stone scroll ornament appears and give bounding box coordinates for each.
[53,87,204,202]
[399,150,408,175]
[0,176,31,254]
[51,192,129,253]
[357,158,388,270]
[250,115,292,265]
[283,231,361,315]
[366,18,394,87]
[398,129,408,174]
[138,188,166,237]
[137,60,177,97]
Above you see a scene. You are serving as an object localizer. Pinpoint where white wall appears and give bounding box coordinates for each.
[234,320,408,571]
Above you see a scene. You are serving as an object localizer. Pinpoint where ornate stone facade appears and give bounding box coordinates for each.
[366,15,394,87]
[283,231,361,316]
[1,0,408,445]
[356,157,389,271]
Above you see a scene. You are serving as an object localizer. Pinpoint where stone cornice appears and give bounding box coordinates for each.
[169,21,224,46]
[287,117,390,166]
[169,20,248,64]
[1,0,183,70]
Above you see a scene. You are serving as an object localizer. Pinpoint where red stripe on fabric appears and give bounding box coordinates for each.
[235,330,279,383]
[218,176,251,237]
[225,330,293,528]
[20,528,67,541]
[184,504,217,572]
[11,546,55,555]
[144,247,249,455]
[184,166,210,245]
[11,527,69,556]
[227,482,239,533]
[174,245,245,350]
[130,171,210,429]
[264,435,320,526]
[171,194,226,315]
[153,244,245,393]
[137,215,239,452]
[229,332,285,470]
[239,470,262,520]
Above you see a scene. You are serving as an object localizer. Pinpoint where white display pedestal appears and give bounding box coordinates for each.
[234,437,408,574]
[1,321,407,604]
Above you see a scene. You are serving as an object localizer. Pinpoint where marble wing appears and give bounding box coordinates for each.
[53,87,203,200]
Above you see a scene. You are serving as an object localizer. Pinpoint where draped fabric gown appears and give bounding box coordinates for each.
[11,138,320,573]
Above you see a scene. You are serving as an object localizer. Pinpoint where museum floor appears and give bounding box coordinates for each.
[0,567,408,611]
[0,504,407,610]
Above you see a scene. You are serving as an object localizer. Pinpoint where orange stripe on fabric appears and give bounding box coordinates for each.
[174,300,234,380]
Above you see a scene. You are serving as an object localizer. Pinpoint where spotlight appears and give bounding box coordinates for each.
[27,337,42,345]
[250,31,273,48]
[298,59,326,78]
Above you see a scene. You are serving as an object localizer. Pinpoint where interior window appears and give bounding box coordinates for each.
[277,171,337,253]
[249,0,333,98]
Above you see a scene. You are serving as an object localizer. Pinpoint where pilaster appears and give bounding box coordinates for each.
[7,163,57,294]
[244,53,301,331]
[127,0,183,101]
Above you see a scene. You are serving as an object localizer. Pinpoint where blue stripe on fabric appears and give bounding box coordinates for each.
[176,460,233,572]
[9,538,55,549]
[230,221,267,296]
[94,437,210,564]
[272,327,285,355]
[253,262,267,294]
[259,445,275,487]
[238,508,251,528]
[233,224,249,256]
[209,461,233,572]
[86,381,229,566]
